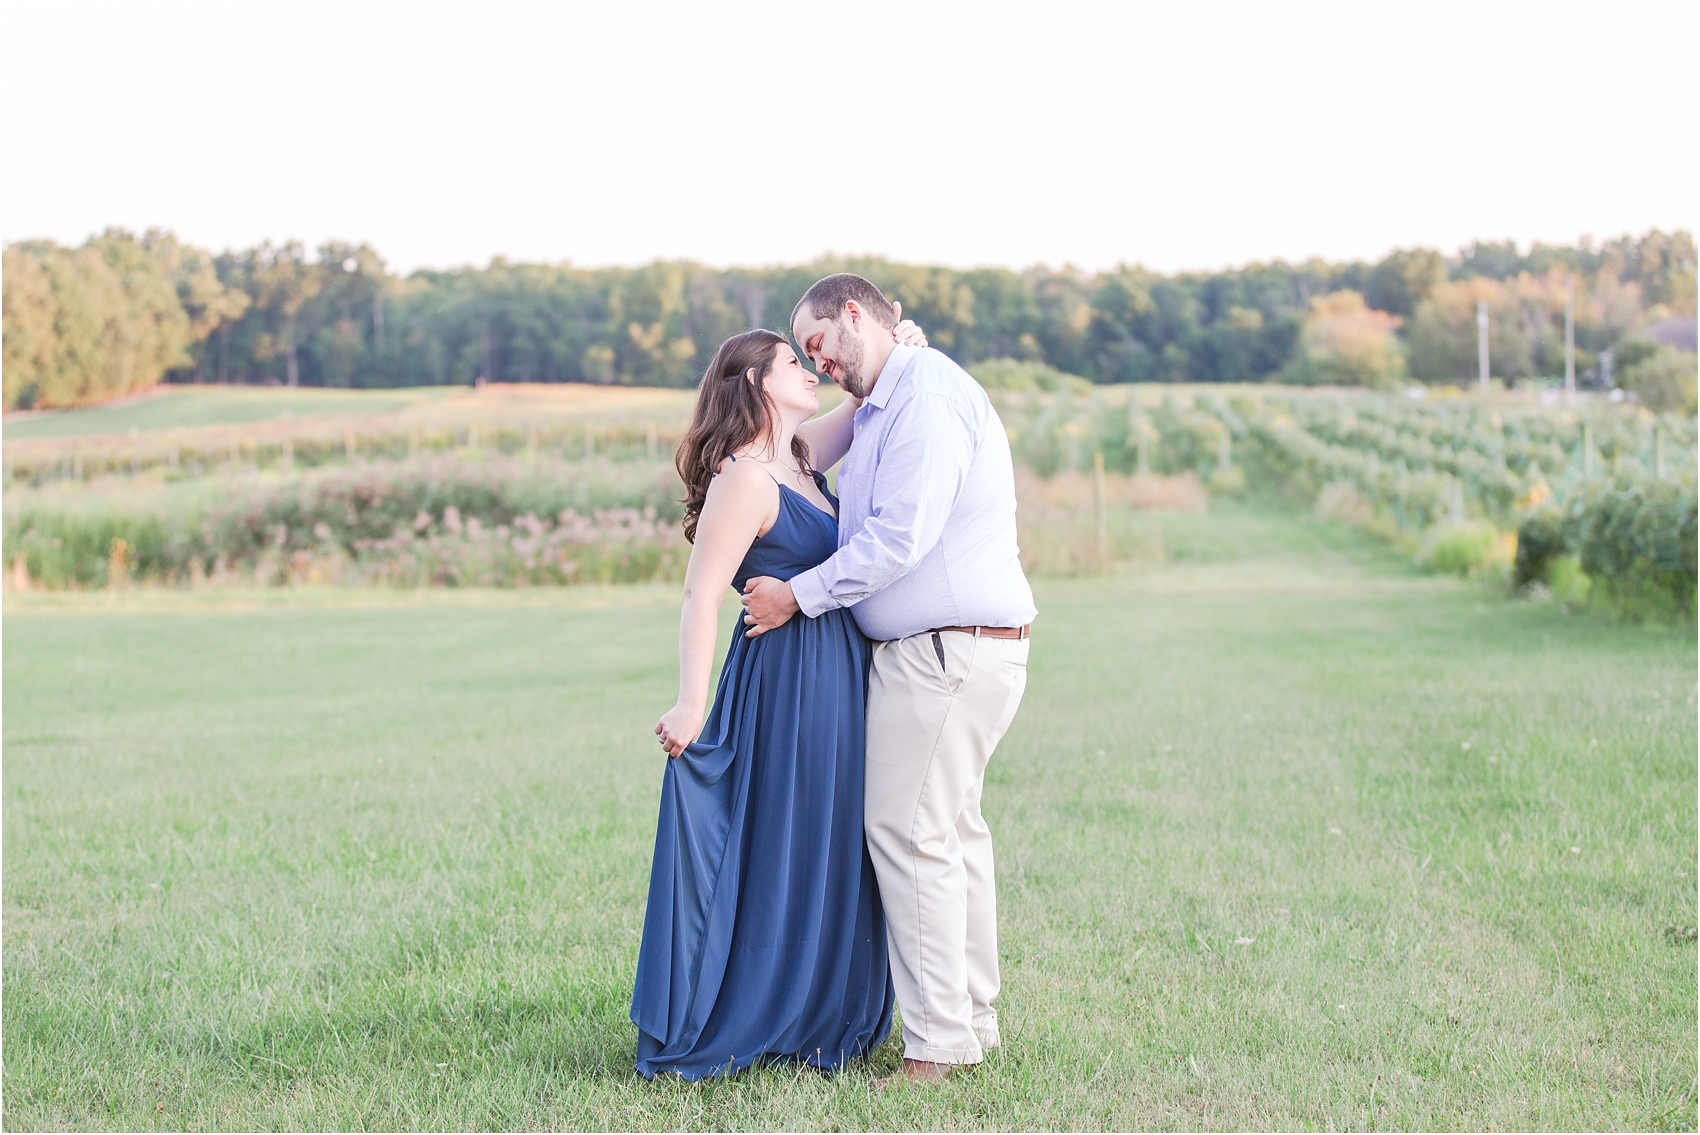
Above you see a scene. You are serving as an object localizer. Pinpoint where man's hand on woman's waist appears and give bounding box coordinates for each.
[741,576,799,637]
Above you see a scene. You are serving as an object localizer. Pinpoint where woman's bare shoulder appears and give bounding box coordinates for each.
[704,456,776,504]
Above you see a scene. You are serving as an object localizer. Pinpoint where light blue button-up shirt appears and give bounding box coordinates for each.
[790,344,1036,642]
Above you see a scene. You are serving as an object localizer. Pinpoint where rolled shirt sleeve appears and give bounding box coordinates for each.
[790,391,974,618]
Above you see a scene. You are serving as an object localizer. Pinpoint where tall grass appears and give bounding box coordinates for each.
[1015,468,1205,576]
[6,454,687,589]
[7,383,1694,613]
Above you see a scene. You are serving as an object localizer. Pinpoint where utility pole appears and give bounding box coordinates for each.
[1476,299,1490,392]
[1564,276,1576,402]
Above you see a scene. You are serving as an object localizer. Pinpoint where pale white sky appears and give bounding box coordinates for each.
[3,0,1694,275]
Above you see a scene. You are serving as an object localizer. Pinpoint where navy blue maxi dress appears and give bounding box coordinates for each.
[631,469,894,1080]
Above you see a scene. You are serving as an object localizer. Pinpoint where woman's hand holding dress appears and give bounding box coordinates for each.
[654,458,777,758]
[655,703,700,758]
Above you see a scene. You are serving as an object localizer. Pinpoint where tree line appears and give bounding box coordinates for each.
[3,228,1693,411]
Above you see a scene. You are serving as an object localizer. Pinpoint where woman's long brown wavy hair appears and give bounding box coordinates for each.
[676,329,813,543]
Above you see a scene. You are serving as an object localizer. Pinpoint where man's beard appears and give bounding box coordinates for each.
[831,324,872,398]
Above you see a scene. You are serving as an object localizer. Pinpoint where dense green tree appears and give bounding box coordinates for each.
[6,229,1693,408]
[1364,248,1446,317]
[1,230,232,408]
[1283,291,1407,389]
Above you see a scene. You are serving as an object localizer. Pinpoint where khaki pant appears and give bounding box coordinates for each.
[865,629,1029,1065]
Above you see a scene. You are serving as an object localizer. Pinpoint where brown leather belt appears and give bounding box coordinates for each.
[929,624,1030,640]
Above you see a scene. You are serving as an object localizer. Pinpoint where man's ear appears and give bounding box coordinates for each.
[843,300,861,333]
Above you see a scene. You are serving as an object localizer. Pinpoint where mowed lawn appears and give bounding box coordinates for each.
[0,382,705,443]
[3,515,1695,1131]
[0,387,454,441]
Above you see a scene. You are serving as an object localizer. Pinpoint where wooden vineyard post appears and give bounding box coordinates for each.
[1093,450,1108,564]
[1564,276,1576,401]
[1128,398,1152,476]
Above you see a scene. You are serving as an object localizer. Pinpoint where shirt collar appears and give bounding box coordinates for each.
[865,343,916,410]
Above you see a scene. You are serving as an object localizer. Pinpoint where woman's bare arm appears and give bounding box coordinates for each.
[796,395,861,472]
[655,461,776,757]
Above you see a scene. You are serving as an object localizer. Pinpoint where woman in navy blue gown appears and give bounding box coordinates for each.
[632,320,924,1079]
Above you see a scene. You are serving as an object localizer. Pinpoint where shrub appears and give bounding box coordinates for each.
[1207,465,1246,496]
[1548,555,1592,607]
[1569,475,1697,620]
[1513,475,1697,619]
[1314,482,1376,528]
[1513,506,1567,589]
[1417,520,1510,577]
[1618,343,1698,416]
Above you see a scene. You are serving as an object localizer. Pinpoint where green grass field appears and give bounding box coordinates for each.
[2,384,710,448]
[1,387,460,441]
[3,508,1695,1130]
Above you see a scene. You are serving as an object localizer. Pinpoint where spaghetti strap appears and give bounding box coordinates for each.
[725,456,825,510]
[715,453,766,480]
[734,454,785,489]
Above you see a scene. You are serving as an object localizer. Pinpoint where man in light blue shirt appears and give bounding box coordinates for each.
[785,337,1036,639]
[742,274,1034,1084]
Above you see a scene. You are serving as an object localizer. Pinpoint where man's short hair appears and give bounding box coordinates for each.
[791,273,897,332]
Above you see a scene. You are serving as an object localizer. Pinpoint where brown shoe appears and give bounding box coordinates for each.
[873,1058,962,1089]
